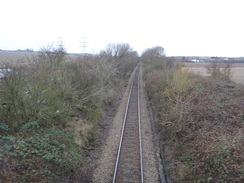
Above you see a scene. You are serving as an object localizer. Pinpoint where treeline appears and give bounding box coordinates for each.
[0,43,138,182]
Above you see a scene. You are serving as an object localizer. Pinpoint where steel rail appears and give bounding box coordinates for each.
[138,67,144,183]
[112,66,143,183]
[112,68,136,183]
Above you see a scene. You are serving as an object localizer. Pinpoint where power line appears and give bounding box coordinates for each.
[58,37,64,49]
[79,37,88,54]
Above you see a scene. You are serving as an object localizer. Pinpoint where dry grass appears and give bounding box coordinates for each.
[185,63,244,84]
[0,51,37,65]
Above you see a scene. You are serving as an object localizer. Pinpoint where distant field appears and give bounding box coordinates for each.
[185,63,244,85]
[0,51,79,66]
[0,51,37,65]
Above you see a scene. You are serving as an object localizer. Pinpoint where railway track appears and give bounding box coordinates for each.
[113,66,143,183]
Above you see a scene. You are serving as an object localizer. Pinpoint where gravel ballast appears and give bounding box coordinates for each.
[93,65,160,183]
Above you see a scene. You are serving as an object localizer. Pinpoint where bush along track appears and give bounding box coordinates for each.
[0,44,139,182]
[142,50,244,183]
[0,126,86,182]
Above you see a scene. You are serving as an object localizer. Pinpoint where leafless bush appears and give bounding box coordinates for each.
[100,43,139,78]
[206,61,233,79]
[0,44,141,182]
[37,44,67,67]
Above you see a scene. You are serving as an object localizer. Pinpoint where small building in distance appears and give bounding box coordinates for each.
[190,58,207,63]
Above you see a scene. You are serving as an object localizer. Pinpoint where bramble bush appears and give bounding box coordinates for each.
[144,54,244,182]
[0,126,86,182]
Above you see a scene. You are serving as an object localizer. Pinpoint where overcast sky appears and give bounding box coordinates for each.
[1,0,244,56]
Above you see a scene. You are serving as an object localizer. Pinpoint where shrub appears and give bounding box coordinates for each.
[100,43,139,78]
[206,61,233,79]
[160,68,197,142]
[0,43,138,182]
[0,48,122,133]
[144,58,244,182]
[0,62,73,132]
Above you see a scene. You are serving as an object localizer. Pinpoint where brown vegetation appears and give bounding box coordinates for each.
[143,51,244,182]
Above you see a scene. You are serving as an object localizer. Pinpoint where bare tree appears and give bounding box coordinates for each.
[38,44,66,67]
[100,43,133,61]
[141,46,165,63]
[99,43,139,77]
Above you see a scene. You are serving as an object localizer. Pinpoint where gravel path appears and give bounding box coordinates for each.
[92,65,160,183]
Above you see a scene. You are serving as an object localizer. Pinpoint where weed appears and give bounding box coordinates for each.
[0,127,84,182]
